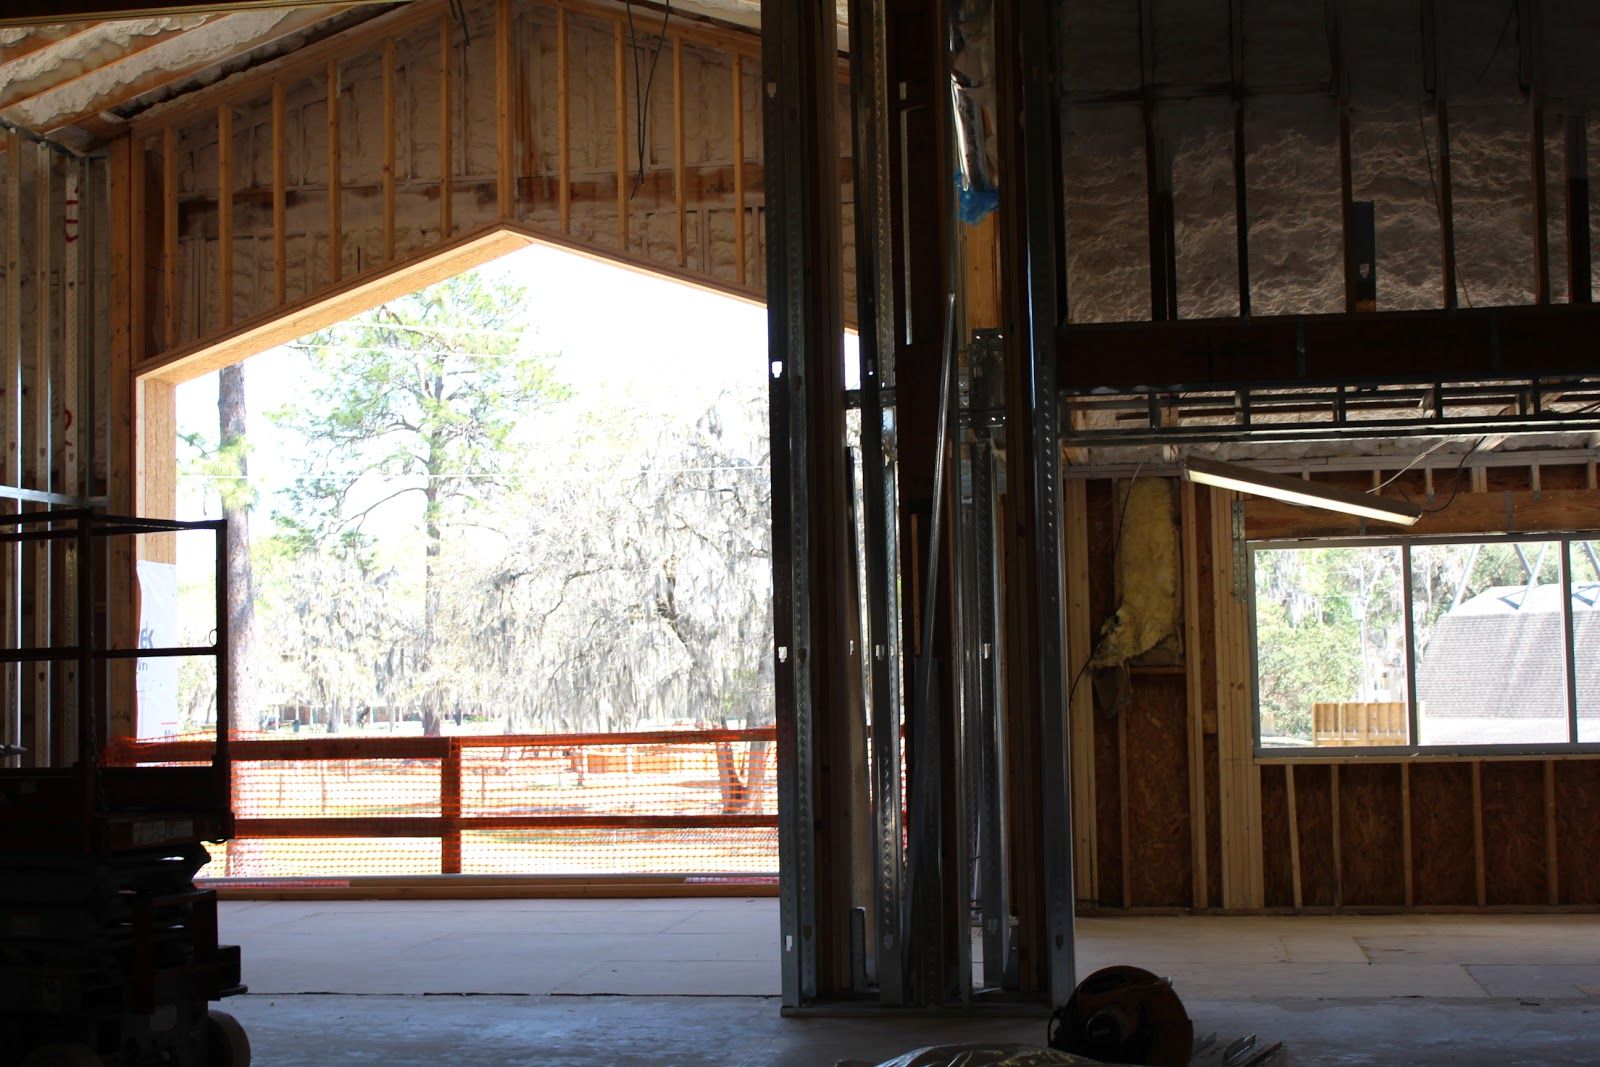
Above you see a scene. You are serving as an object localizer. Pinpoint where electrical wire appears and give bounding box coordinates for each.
[1370,438,1449,493]
[624,0,673,198]
[1397,435,1486,515]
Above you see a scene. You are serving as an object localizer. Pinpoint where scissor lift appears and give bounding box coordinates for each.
[0,510,247,1066]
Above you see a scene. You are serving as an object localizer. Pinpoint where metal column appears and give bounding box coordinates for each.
[995,0,1077,1005]
[764,0,859,1008]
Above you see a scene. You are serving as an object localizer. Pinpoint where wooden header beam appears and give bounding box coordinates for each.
[1059,303,1600,393]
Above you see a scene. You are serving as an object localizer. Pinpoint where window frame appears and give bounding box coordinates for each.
[1249,529,1600,760]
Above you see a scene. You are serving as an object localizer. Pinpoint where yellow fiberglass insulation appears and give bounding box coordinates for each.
[1088,478,1179,668]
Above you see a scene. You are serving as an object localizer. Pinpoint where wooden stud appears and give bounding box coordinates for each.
[1212,488,1263,910]
[1330,764,1342,908]
[1545,759,1559,905]
[272,80,286,305]
[614,18,628,250]
[130,137,147,362]
[1179,481,1208,909]
[162,125,177,348]
[1284,763,1302,909]
[673,33,686,268]
[1063,478,1097,904]
[218,105,233,328]
[1118,700,1131,909]
[558,5,570,233]
[1401,762,1414,906]
[30,145,51,766]
[383,36,396,263]
[732,52,745,287]
[5,132,22,763]
[440,12,453,239]
[1472,760,1487,906]
[327,59,342,284]
[106,137,137,741]
[496,0,513,218]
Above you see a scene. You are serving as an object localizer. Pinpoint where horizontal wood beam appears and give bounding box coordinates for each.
[1245,487,1600,541]
[239,814,776,837]
[1060,304,1600,393]
[108,724,778,762]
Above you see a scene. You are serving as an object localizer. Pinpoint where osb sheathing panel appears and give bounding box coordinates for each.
[1410,762,1478,905]
[1291,764,1336,908]
[1555,761,1600,905]
[1481,761,1550,906]
[1258,763,1295,908]
[1338,763,1404,907]
[1123,675,1191,907]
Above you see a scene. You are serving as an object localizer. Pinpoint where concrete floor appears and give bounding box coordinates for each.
[218,899,1600,1065]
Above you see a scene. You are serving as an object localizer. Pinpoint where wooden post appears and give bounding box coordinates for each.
[272,80,287,305]
[441,738,463,874]
[217,105,233,329]
[130,138,147,362]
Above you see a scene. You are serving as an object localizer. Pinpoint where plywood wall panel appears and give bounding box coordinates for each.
[1481,761,1550,906]
[1291,764,1336,907]
[1410,762,1477,905]
[1124,675,1192,907]
[1338,763,1404,906]
[1258,763,1295,908]
[1555,761,1600,905]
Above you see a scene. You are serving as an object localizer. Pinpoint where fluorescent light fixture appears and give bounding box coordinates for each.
[1183,455,1422,526]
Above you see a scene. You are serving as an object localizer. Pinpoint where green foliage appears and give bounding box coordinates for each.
[179,431,256,513]
[272,271,567,546]
[1252,547,1404,741]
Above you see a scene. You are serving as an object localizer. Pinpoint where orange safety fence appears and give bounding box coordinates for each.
[105,728,778,884]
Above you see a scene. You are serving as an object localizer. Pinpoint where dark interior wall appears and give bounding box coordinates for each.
[1075,469,1600,912]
